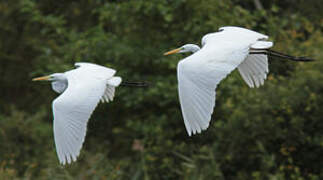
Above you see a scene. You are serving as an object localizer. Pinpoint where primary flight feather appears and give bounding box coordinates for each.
[164,26,313,136]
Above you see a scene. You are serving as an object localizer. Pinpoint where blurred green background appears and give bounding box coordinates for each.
[0,0,322,179]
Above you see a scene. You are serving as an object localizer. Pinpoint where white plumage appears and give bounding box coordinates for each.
[33,62,122,164]
[165,26,273,136]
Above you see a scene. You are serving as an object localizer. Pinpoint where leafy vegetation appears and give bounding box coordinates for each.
[0,0,322,179]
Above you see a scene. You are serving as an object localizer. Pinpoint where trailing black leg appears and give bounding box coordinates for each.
[120,81,149,87]
[249,49,314,62]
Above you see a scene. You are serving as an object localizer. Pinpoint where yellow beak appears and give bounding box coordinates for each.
[163,48,182,56]
[32,75,51,81]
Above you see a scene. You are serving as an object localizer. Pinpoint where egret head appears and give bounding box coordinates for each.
[164,44,201,56]
[32,73,65,82]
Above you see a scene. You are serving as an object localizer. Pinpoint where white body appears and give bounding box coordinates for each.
[52,62,121,164]
[177,26,273,136]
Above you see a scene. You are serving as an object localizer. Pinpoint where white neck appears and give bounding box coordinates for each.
[190,45,200,53]
[182,44,201,53]
[50,73,68,94]
[51,81,67,94]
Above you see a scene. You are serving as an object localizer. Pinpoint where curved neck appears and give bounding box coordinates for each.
[190,45,200,53]
[184,44,201,53]
[51,80,68,94]
[50,73,68,94]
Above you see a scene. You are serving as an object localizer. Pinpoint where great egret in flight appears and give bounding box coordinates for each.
[164,26,313,136]
[33,62,145,165]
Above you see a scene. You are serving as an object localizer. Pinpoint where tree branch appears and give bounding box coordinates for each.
[253,0,264,10]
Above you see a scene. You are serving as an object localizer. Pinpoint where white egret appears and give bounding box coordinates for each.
[164,26,313,136]
[32,62,145,165]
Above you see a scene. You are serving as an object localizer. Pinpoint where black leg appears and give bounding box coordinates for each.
[249,49,314,62]
[120,81,149,87]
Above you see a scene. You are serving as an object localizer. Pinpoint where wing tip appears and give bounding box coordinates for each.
[186,124,210,136]
[59,154,78,165]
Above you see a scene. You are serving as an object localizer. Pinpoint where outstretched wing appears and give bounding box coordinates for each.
[52,63,115,165]
[238,54,269,88]
[178,41,249,136]
[238,41,273,88]
[101,77,122,103]
[202,26,268,47]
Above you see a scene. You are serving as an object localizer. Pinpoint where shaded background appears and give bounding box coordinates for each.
[0,0,322,179]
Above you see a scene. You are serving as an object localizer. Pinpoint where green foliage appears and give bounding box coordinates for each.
[0,0,322,179]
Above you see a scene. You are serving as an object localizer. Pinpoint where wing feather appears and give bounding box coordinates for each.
[238,54,269,88]
[238,64,255,87]
[237,37,272,88]
[101,77,122,103]
[177,42,249,135]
